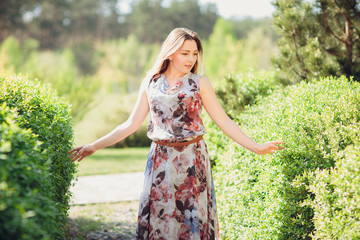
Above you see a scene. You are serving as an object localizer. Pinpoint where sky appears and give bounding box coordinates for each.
[198,0,276,19]
[118,0,276,19]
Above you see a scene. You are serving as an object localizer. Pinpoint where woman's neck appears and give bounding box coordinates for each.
[164,69,187,83]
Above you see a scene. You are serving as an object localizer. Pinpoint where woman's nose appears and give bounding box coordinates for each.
[189,54,195,62]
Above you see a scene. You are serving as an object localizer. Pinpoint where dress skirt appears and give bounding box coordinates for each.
[136,139,220,240]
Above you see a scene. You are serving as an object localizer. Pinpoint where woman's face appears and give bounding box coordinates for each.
[170,40,198,75]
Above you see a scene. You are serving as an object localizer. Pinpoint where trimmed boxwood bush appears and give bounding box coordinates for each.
[0,74,76,239]
[305,144,360,239]
[210,76,360,239]
[0,104,57,239]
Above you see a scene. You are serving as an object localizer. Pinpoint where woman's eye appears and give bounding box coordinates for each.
[181,52,197,56]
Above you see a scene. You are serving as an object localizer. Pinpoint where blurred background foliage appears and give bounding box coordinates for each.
[1,0,358,147]
[0,0,277,146]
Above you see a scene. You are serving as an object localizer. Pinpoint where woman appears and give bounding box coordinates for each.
[69,28,283,240]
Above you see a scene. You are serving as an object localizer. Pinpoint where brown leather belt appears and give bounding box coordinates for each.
[154,135,203,147]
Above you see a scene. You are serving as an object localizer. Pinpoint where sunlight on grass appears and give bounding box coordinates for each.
[76,148,149,176]
[68,201,139,239]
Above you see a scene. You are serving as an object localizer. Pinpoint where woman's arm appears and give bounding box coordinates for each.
[199,76,283,155]
[69,85,150,162]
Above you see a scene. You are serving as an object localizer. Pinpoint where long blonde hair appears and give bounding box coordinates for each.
[143,28,203,87]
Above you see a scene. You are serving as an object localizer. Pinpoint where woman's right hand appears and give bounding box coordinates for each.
[255,141,284,155]
[68,144,96,162]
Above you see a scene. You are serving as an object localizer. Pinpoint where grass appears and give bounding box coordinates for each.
[76,147,149,176]
[67,201,139,239]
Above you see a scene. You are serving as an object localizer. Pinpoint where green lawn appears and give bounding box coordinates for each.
[75,148,149,176]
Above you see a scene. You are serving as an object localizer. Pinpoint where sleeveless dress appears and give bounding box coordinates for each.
[136,72,220,240]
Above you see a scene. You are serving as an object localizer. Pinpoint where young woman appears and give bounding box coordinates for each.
[69,28,284,240]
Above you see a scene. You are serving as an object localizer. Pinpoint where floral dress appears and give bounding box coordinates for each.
[136,72,220,240]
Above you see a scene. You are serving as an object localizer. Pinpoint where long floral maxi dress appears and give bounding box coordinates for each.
[136,72,220,240]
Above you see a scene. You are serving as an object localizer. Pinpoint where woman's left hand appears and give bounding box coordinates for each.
[256,141,284,155]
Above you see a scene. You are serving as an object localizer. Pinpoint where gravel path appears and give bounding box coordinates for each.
[67,172,145,239]
[70,172,144,205]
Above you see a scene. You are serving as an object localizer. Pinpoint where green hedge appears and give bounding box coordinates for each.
[210,76,360,239]
[305,144,360,239]
[0,75,76,239]
[205,71,281,165]
[104,108,152,148]
[0,104,57,239]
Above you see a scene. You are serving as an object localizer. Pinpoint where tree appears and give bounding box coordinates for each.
[0,0,40,42]
[127,0,218,43]
[272,0,360,84]
[0,0,125,49]
[65,0,124,44]
[168,0,217,39]
[129,0,170,43]
[25,0,70,49]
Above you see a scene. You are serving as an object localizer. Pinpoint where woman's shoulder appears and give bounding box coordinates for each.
[187,73,201,87]
[140,74,162,91]
[189,72,209,82]
[197,74,214,94]
[187,73,212,93]
[195,74,210,85]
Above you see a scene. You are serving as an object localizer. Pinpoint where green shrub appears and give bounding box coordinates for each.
[101,108,152,148]
[304,144,360,239]
[0,74,76,239]
[205,70,281,165]
[113,125,152,148]
[0,104,57,239]
[214,70,281,119]
[211,76,360,239]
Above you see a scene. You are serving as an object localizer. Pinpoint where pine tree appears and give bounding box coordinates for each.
[272,0,360,84]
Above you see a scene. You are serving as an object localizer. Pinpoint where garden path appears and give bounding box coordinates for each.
[70,172,144,205]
